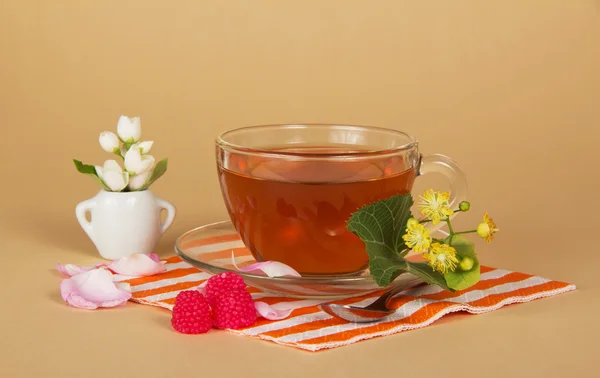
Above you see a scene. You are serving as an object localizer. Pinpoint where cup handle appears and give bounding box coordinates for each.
[156,198,176,234]
[76,199,96,242]
[416,153,468,236]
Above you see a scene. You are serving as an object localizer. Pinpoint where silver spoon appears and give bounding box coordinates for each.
[318,277,422,323]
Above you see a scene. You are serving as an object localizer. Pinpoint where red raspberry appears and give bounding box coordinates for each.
[171,290,212,334]
[212,289,257,329]
[205,272,247,306]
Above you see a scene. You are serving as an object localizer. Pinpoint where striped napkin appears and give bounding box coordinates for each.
[119,247,575,351]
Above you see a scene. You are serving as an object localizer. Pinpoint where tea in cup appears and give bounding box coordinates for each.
[215,124,466,276]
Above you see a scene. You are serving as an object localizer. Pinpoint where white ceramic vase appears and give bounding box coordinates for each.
[75,189,176,260]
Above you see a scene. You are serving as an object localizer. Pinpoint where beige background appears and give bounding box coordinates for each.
[1,1,599,377]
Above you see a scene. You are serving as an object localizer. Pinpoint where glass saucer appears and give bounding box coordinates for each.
[174,220,420,299]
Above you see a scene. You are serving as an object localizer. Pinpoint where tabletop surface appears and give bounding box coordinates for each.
[1,1,599,377]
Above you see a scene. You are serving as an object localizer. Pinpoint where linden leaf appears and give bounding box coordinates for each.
[346,194,414,286]
[404,261,453,291]
[443,235,480,291]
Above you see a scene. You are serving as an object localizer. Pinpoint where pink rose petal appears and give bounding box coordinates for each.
[231,252,301,277]
[60,269,132,310]
[254,301,293,320]
[115,282,131,292]
[56,263,94,277]
[147,253,161,263]
[106,253,166,276]
[192,280,207,295]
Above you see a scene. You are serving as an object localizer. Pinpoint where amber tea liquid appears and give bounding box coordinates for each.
[218,147,417,275]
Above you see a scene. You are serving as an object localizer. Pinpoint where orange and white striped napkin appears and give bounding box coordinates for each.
[119,249,575,351]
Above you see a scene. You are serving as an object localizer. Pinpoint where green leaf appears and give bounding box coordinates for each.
[405,261,454,291]
[140,158,168,190]
[346,194,414,286]
[443,235,480,291]
[73,159,110,190]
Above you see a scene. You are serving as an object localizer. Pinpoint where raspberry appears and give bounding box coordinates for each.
[205,272,247,306]
[171,290,212,334]
[212,289,257,329]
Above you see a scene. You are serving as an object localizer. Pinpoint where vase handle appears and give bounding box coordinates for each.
[76,198,96,242]
[156,197,176,234]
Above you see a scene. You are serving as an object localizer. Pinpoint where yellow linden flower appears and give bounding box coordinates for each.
[417,189,454,225]
[423,243,459,274]
[476,212,499,243]
[402,222,432,253]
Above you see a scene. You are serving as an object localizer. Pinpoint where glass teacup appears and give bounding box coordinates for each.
[216,124,467,276]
